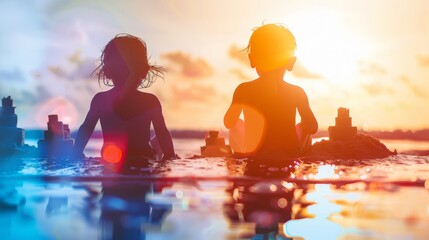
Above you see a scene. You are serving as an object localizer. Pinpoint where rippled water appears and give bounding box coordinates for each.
[1,138,429,240]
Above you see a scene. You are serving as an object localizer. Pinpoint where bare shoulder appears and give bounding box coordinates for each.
[284,82,303,91]
[95,89,117,97]
[235,80,257,94]
[284,82,306,96]
[137,91,161,107]
[91,90,113,104]
[91,91,106,105]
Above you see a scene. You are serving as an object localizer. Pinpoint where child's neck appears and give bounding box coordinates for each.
[258,67,287,81]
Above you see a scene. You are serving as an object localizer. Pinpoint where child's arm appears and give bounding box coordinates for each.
[151,100,176,160]
[297,89,318,134]
[72,96,100,158]
[224,88,242,129]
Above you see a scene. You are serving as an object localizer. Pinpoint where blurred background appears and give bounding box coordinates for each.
[1,0,428,133]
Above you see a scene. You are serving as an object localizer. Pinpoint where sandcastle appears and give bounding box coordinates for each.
[309,107,395,159]
[38,115,74,157]
[200,131,232,157]
[328,107,357,141]
[0,96,24,147]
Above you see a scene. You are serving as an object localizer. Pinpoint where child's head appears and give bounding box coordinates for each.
[96,34,165,88]
[247,24,296,73]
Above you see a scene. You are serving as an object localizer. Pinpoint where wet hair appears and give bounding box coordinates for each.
[94,34,166,88]
[246,24,296,72]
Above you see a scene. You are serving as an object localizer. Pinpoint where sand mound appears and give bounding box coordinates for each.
[307,134,396,160]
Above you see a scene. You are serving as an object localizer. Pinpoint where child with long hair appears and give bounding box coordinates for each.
[73,34,176,163]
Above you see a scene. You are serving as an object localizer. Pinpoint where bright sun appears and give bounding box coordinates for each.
[287,8,368,86]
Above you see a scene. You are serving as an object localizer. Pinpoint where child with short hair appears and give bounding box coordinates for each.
[224,24,318,158]
[73,34,176,163]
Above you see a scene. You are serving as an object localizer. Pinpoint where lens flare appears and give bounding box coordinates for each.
[102,144,122,163]
[227,105,265,154]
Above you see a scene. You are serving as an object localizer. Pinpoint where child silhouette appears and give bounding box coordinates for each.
[224,24,318,158]
[73,34,176,163]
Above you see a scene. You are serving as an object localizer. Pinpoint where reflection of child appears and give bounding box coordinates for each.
[73,34,176,162]
[224,24,318,158]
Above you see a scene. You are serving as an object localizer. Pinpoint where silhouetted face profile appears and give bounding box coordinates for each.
[248,24,297,73]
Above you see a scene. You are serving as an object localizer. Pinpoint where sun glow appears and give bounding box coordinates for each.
[35,97,79,129]
[287,8,369,86]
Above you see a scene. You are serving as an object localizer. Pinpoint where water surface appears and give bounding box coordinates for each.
[1,138,429,239]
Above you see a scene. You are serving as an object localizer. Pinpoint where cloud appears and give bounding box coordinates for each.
[358,61,386,75]
[68,49,84,65]
[229,68,252,81]
[291,61,323,79]
[47,50,97,81]
[69,58,97,80]
[399,76,426,97]
[0,68,28,83]
[161,51,213,79]
[48,66,68,78]
[361,83,394,96]
[229,45,249,66]
[417,55,429,67]
[18,84,52,105]
[170,84,217,103]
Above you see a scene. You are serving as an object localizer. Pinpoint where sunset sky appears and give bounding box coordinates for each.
[1,0,428,131]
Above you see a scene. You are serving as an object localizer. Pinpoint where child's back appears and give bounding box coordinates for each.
[73,34,176,162]
[92,89,164,157]
[233,79,310,154]
[224,24,318,158]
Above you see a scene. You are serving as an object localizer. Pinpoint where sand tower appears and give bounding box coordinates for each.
[200,131,232,157]
[38,115,74,157]
[328,107,357,141]
[0,96,24,147]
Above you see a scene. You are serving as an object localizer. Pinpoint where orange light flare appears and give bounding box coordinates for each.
[226,104,265,154]
[102,144,123,163]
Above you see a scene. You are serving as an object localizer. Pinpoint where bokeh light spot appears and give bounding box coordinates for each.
[102,144,122,163]
[278,198,288,208]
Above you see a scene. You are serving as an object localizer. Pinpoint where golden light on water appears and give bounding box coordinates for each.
[277,198,288,208]
[281,181,294,190]
[314,164,338,180]
[284,218,342,239]
[306,184,333,203]
[307,202,341,218]
[284,183,345,239]
[269,184,278,192]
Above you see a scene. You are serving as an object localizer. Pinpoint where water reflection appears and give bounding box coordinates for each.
[223,178,347,239]
[1,153,429,239]
[225,182,293,238]
[284,184,343,239]
[100,182,172,240]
